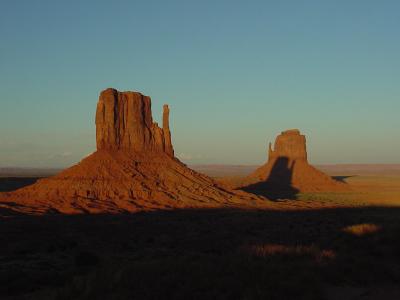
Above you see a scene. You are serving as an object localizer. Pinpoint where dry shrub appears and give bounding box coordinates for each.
[342,223,381,236]
[245,244,336,262]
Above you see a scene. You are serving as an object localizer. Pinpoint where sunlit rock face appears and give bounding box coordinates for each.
[96,88,174,156]
[0,88,265,215]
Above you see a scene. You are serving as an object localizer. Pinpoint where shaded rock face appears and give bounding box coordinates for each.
[96,88,174,155]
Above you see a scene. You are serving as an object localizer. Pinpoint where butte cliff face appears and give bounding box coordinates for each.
[268,129,307,162]
[0,88,263,214]
[95,88,174,156]
[231,129,347,196]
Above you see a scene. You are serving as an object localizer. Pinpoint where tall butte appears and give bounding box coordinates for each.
[0,88,263,214]
[226,129,348,196]
[95,89,174,156]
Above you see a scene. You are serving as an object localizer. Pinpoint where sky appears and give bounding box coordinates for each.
[0,0,399,167]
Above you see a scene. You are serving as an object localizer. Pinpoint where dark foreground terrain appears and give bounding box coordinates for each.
[1,168,400,300]
[1,207,400,300]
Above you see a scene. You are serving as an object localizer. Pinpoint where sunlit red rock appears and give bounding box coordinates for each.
[0,88,264,214]
[95,88,174,155]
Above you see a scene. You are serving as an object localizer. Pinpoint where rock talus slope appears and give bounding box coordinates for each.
[0,88,263,214]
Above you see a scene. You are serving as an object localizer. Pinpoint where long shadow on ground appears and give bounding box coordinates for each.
[240,158,349,201]
[241,157,300,200]
[332,175,356,183]
[1,206,400,299]
[0,177,42,192]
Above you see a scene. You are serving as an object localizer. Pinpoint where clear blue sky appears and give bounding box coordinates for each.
[1,0,399,167]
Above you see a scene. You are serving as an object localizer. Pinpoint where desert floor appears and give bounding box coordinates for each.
[0,165,400,299]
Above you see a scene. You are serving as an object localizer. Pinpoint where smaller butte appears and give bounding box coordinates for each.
[226,129,348,197]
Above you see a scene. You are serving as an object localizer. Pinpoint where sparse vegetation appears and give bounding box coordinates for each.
[1,172,400,299]
[0,204,400,299]
[342,223,381,236]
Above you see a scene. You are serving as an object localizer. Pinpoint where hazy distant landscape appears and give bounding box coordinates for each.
[191,164,400,178]
[3,164,399,179]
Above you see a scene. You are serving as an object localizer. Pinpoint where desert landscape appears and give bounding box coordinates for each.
[1,164,400,299]
[0,88,399,300]
[1,2,400,300]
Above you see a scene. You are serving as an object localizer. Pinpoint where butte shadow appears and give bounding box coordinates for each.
[0,177,41,192]
[0,88,266,215]
[224,129,349,200]
[241,156,300,200]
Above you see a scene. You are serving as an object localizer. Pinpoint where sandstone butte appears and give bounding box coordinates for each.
[225,129,349,194]
[0,88,265,214]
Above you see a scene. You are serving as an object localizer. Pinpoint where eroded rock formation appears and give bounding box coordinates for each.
[162,104,174,156]
[96,88,174,155]
[268,129,307,162]
[0,88,264,214]
[227,129,348,196]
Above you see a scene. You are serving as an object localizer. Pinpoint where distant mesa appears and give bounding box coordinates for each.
[0,88,264,214]
[268,129,307,161]
[227,129,348,198]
